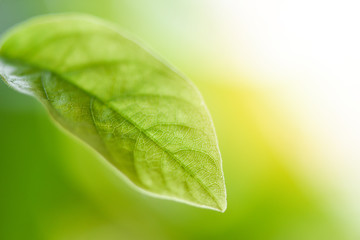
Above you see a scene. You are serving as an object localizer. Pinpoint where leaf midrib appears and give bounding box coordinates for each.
[0,56,221,209]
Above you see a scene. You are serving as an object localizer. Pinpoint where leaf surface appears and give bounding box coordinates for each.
[0,14,226,211]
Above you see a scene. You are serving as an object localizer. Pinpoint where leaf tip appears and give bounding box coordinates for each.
[214,193,227,213]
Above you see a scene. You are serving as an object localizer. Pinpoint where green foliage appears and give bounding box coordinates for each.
[0,14,226,211]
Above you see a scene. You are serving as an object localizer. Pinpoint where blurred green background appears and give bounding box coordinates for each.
[0,0,357,239]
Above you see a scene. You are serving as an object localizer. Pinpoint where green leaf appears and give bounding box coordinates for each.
[0,14,226,212]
